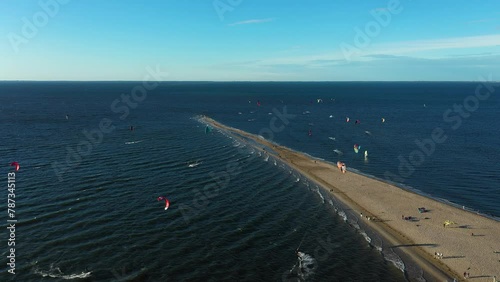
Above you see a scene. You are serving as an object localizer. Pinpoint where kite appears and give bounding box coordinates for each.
[157,196,170,210]
[10,162,19,171]
[354,144,361,153]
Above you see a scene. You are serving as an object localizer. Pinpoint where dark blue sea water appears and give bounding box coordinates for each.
[1,81,499,281]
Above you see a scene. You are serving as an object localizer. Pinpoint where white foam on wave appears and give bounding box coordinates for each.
[314,188,325,204]
[125,140,144,144]
[188,161,202,167]
[337,210,347,222]
[360,231,371,244]
[287,252,317,281]
[383,251,406,273]
[34,264,91,280]
[333,149,343,155]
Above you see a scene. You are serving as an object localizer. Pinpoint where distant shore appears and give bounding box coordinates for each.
[202,116,500,282]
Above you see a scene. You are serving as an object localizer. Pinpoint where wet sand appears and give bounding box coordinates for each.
[203,116,500,282]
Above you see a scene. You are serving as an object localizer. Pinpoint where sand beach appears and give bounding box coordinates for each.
[203,116,500,282]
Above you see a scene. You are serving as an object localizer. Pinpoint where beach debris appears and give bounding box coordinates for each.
[381,117,385,123]
[329,115,334,118]
[10,162,19,171]
[317,98,323,103]
[157,196,170,210]
[346,117,350,122]
[364,131,372,136]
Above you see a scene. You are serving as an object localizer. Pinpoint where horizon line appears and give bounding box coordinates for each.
[1,80,498,83]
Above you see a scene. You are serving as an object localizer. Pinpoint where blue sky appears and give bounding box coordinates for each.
[1,0,500,81]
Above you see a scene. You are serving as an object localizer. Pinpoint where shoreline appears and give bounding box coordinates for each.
[202,116,500,282]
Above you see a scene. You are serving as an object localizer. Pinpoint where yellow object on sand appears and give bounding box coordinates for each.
[443,220,456,226]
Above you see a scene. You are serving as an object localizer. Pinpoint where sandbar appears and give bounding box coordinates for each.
[202,116,500,282]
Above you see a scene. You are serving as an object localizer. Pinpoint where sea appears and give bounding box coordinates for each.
[1,81,499,281]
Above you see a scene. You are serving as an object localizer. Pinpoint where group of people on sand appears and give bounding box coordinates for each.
[336,161,346,173]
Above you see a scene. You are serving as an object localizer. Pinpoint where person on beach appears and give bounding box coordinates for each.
[337,161,342,171]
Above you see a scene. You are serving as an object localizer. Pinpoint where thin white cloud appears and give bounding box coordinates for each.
[228,18,275,26]
[252,34,500,66]
[209,34,500,76]
[370,34,500,56]
[467,18,498,24]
